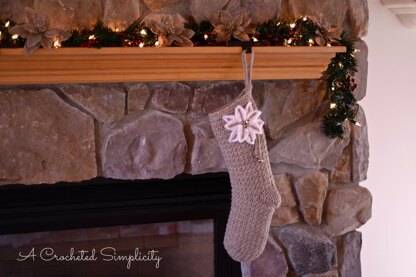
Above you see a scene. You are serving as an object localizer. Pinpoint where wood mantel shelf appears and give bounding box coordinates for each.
[0,46,345,85]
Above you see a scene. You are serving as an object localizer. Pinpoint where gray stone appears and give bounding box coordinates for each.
[262,80,325,140]
[304,269,339,277]
[191,81,244,118]
[282,0,346,35]
[251,81,265,109]
[241,0,282,24]
[151,82,192,114]
[189,0,240,24]
[142,0,191,18]
[345,0,369,37]
[273,225,337,275]
[143,0,180,11]
[271,164,319,180]
[34,0,74,30]
[271,173,300,226]
[102,111,187,180]
[102,0,144,30]
[241,236,288,277]
[34,0,102,30]
[0,89,96,185]
[337,231,362,277]
[61,84,125,125]
[127,83,151,113]
[73,0,102,29]
[351,107,369,182]
[324,185,372,237]
[159,1,192,18]
[295,171,329,225]
[261,80,292,139]
[0,0,34,23]
[186,121,226,174]
[330,143,352,183]
[353,40,368,101]
[268,117,350,171]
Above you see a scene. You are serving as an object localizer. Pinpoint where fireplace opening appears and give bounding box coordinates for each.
[0,173,241,277]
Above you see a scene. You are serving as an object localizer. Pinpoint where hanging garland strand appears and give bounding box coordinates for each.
[323,32,359,138]
[0,17,359,139]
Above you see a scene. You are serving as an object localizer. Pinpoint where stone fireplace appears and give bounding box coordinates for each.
[0,1,371,276]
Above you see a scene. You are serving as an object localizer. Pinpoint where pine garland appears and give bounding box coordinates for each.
[0,21,25,47]
[255,18,321,46]
[323,32,359,138]
[0,17,359,139]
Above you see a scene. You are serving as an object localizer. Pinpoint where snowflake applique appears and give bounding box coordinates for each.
[223,102,264,145]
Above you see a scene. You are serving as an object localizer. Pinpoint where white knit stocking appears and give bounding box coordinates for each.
[208,52,281,261]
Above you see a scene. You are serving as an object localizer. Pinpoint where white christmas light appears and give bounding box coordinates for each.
[302,16,308,21]
[204,34,208,40]
[11,34,18,40]
[53,40,61,48]
[326,43,332,47]
[355,121,362,127]
[155,41,160,46]
[330,103,337,109]
[140,29,147,36]
[289,23,296,29]
[88,35,95,40]
[139,42,144,48]
[252,37,258,42]
[5,21,10,28]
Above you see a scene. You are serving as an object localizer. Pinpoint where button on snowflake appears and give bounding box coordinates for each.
[223,102,264,145]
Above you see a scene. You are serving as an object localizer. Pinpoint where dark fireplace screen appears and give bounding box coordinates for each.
[0,174,241,277]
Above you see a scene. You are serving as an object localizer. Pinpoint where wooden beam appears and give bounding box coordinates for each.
[0,46,346,84]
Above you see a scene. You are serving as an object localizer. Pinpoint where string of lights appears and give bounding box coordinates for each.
[0,16,359,139]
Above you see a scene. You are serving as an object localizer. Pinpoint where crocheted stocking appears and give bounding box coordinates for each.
[208,52,281,261]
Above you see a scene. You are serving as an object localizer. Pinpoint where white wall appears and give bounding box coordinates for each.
[360,1,416,276]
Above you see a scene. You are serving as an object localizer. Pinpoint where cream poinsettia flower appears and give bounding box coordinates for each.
[10,7,70,55]
[213,9,254,42]
[142,13,194,47]
[223,102,264,145]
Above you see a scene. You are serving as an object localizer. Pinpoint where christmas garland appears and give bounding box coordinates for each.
[0,13,359,139]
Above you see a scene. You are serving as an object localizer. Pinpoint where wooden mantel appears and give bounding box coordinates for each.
[0,46,345,85]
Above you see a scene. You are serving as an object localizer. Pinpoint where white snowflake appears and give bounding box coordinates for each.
[223,102,264,145]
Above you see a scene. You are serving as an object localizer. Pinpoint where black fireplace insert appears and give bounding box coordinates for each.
[0,173,241,277]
